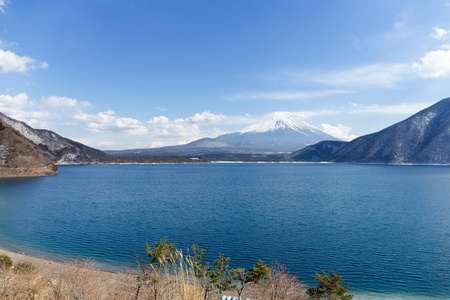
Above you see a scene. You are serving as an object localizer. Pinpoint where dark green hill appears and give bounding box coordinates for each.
[290,97,450,164]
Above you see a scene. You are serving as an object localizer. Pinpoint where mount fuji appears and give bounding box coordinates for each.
[216,111,339,152]
[107,112,340,157]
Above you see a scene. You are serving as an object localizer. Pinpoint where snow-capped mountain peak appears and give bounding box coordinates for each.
[240,111,317,133]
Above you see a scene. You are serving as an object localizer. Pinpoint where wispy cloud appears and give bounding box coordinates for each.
[0,40,18,48]
[352,10,413,50]
[430,27,450,40]
[225,89,349,101]
[294,109,342,119]
[269,45,450,90]
[0,49,48,73]
[41,96,91,108]
[349,102,433,115]
[0,0,9,13]
[305,64,411,88]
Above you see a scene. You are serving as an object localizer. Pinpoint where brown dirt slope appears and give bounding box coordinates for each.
[0,120,58,177]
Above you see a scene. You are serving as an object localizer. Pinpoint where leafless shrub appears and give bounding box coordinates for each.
[248,262,308,300]
[0,263,48,300]
[45,259,112,300]
[0,252,311,300]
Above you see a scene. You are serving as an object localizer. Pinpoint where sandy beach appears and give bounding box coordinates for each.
[0,247,62,272]
[0,246,123,281]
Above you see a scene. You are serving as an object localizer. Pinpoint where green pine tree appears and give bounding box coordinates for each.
[307,270,353,300]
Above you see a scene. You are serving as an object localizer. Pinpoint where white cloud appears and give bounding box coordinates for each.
[0,93,32,111]
[226,90,349,101]
[276,47,450,89]
[147,115,201,139]
[0,93,56,128]
[430,27,450,40]
[350,102,433,115]
[145,112,229,146]
[72,110,227,141]
[412,49,450,78]
[41,96,90,108]
[0,49,48,73]
[322,124,358,141]
[73,111,149,135]
[185,111,227,123]
[1,93,228,148]
[156,107,168,111]
[0,0,9,13]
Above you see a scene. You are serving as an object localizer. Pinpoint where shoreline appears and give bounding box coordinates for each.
[54,161,450,166]
[0,247,76,275]
[1,247,447,299]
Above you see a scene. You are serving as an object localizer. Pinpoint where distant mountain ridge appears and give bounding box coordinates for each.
[107,138,241,157]
[0,113,109,164]
[290,97,450,164]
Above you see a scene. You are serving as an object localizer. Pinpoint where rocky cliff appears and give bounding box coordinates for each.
[0,120,58,177]
[0,113,109,164]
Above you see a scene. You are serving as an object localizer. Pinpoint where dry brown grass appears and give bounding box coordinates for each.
[0,252,205,300]
[0,252,309,300]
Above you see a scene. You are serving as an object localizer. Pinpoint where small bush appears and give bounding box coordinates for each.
[51,164,59,172]
[0,254,13,269]
[15,261,36,273]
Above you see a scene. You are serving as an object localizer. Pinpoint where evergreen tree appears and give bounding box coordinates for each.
[307,270,353,300]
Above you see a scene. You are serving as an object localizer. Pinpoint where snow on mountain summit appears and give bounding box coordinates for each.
[240,111,318,134]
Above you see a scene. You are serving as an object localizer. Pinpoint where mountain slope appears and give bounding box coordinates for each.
[0,120,58,177]
[107,137,241,156]
[217,112,339,152]
[290,97,450,164]
[0,113,109,164]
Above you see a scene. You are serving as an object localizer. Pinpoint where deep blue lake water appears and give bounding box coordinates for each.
[0,163,449,299]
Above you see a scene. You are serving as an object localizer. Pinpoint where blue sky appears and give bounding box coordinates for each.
[1,0,450,149]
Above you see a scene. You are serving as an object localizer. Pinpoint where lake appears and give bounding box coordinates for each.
[0,163,449,299]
